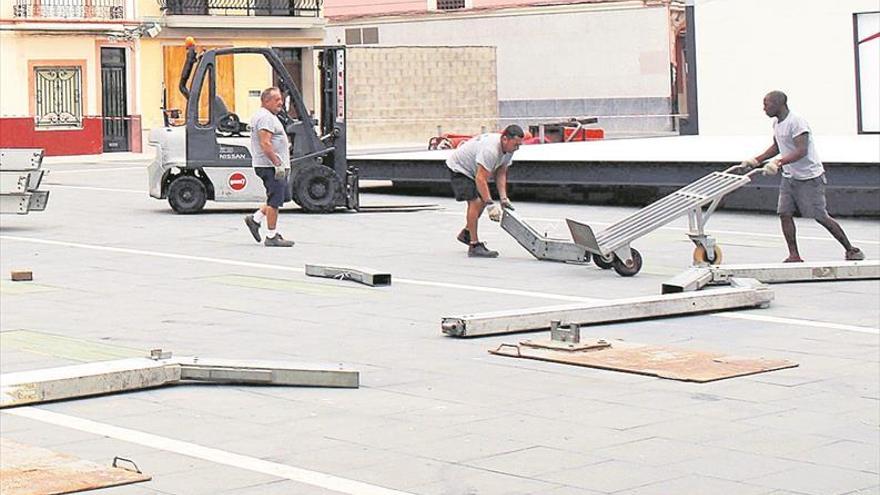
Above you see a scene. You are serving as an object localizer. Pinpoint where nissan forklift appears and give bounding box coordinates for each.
[148,40,358,213]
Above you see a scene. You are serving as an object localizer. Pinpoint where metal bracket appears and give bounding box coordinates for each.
[305,263,391,286]
[500,210,590,264]
[549,320,581,343]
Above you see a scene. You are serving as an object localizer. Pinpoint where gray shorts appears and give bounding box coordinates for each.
[777,174,828,219]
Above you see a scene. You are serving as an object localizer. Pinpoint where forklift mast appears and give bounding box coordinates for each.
[176,44,357,212]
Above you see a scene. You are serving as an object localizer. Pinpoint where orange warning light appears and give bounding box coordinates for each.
[184,36,196,48]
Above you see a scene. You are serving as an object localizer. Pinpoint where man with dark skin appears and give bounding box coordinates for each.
[740,91,863,262]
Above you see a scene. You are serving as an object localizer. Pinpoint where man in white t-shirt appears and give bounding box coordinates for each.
[740,91,864,262]
[446,125,524,258]
[243,87,294,247]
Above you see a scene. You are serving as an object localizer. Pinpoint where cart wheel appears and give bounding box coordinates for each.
[612,248,643,277]
[167,176,207,214]
[693,245,723,265]
[594,254,614,270]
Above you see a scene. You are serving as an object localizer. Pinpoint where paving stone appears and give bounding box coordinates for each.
[665,449,805,482]
[782,440,880,474]
[749,464,880,495]
[613,475,770,495]
[539,460,685,493]
[466,445,606,478]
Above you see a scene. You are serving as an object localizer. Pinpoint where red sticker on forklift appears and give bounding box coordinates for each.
[228,172,247,191]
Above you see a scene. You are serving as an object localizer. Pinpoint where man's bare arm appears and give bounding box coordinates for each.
[475,165,493,203]
[259,129,281,166]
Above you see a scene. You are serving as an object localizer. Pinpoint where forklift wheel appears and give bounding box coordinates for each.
[292,165,342,213]
[167,176,207,214]
[611,248,642,277]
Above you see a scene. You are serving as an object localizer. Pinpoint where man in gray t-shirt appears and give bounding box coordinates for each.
[445,125,524,258]
[243,87,295,247]
[740,91,863,262]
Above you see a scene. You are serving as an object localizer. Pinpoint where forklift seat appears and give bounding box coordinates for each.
[214,96,246,135]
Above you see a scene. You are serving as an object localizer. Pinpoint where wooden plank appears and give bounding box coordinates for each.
[0,439,150,495]
[490,340,797,383]
[163,45,235,126]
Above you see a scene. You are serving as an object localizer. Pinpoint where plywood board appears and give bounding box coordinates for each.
[0,439,150,495]
[490,339,797,382]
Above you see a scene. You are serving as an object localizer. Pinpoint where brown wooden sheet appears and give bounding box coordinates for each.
[0,438,150,495]
[490,339,797,382]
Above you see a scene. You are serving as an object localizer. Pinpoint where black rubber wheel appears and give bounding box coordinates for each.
[594,254,614,270]
[612,248,643,277]
[167,176,207,214]
[292,164,342,213]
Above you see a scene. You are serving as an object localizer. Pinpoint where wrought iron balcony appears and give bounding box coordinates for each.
[158,0,321,17]
[13,0,126,19]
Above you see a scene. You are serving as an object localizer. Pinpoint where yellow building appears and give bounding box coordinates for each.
[137,0,328,145]
[0,0,330,155]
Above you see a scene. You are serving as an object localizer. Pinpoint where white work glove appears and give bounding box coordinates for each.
[738,158,760,170]
[500,198,515,211]
[762,158,781,176]
[487,203,503,222]
[274,166,286,180]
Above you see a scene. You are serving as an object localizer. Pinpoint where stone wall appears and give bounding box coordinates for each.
[345,46,498,148]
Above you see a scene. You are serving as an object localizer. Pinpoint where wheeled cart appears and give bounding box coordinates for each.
[566,166,762,276]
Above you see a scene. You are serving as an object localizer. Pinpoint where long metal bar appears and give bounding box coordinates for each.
[0,149,44,170]
[709,260,880,285]
[499,210,589,263]
[442,282,774,337]
[305,263,391,286]
[662,260,879,293]
[1,358,180,408]
[1,354,359,408]
[0,194,33,214]
[0,171,34,194]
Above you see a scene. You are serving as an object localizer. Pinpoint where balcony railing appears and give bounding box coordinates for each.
[158,0,321,17]
[13,0,126,19]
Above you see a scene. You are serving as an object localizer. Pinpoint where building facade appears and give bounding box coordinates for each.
[693,0,880,136]
[1,0,334,155]
[324,0,687,139]
[0,0,143,155]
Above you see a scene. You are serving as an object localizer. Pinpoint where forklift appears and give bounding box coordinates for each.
[148,39,358,213]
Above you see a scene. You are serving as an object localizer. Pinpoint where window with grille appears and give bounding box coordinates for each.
[33,66,83,128]
[437,0,465,10]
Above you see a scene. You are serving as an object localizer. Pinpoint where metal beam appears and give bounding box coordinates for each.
[500,210,589,264]
[442,281,773,337]
[0,148,44,170]
[663,260,879,293]
[661,266,714,293]
[1,352,359,408]
[709,260,879,285]
[305,263,391,286]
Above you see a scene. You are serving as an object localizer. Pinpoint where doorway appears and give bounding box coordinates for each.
[101,47,129,152]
